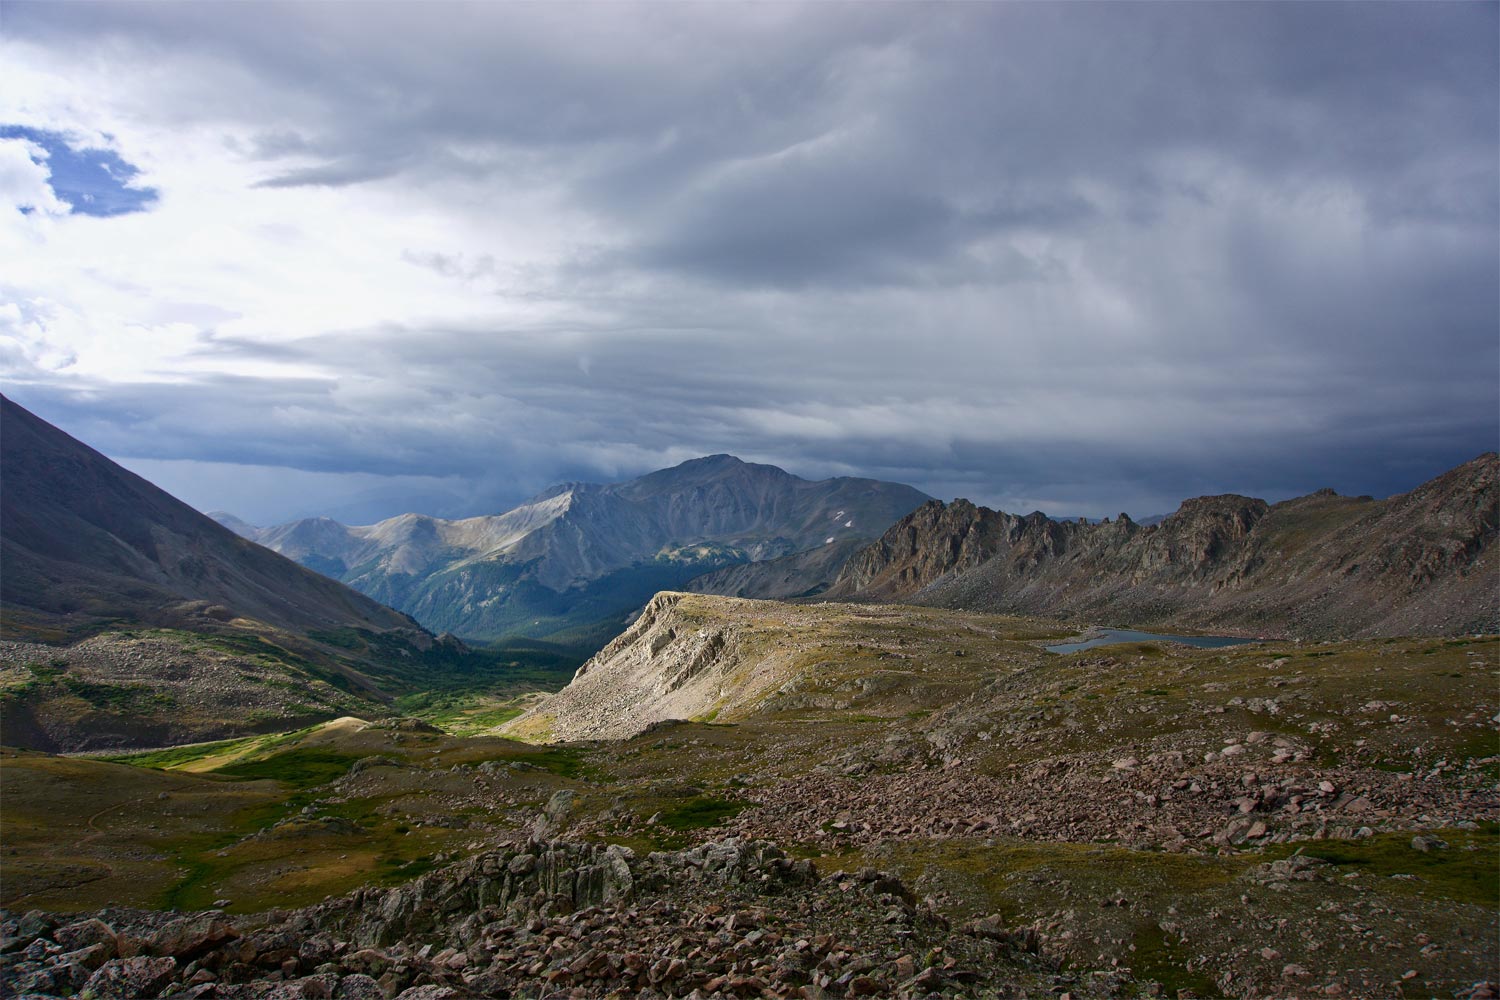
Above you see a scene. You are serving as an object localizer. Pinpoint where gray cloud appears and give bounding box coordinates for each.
[2,1,1495,522]
[252,158,408,189]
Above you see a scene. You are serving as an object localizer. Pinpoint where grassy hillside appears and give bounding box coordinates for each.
[0,622,581,753]
[4,611,1495,995]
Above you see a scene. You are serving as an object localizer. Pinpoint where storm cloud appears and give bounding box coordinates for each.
[1,2,1495,522]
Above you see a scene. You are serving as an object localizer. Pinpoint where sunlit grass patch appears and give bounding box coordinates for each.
[101,734,265,770]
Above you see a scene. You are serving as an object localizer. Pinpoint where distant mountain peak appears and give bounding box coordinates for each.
[682,453,743,467]
[249,453,932,645]
[648,454,773,479]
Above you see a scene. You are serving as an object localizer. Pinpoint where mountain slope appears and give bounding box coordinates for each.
[0,396,490,752]
[246,455,930,645]
[684,536,868,599]
[0,396,417,641]
[826,454,1500,638]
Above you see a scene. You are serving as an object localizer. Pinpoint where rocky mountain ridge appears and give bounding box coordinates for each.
[826,453,1499,639]
[502,592,763,742]
[231,456,930,645]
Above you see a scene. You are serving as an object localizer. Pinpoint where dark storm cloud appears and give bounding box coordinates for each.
[3,1,1495,521]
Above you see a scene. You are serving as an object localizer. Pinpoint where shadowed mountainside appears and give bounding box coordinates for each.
[0,395,416,642]
[683,536,868,600]
[0,397,505,752]
[825,454,1500,639]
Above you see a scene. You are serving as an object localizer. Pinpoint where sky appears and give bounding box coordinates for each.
[2,2,1496,526]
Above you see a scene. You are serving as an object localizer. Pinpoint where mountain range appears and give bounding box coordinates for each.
[823,453,1499,639]
[3,390,1494,753]
[219,456,931,647]
[3,407,1495,996]
[3,393,1498,999]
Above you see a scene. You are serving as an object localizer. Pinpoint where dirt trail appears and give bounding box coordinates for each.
[80,795,149,846]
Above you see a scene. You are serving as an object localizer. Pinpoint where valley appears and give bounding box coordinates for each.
[0,397,580,754]
[5,5,1495,998]
[0,398,1495,999]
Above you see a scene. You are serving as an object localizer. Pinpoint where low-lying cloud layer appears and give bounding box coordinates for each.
[2,3,1495,523]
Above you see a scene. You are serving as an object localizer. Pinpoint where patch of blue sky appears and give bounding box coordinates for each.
[0,125,158,217]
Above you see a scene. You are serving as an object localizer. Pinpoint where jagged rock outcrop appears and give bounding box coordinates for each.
[826,454,1499,639]
[319,838,813,949]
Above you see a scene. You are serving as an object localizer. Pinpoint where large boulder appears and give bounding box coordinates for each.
[81,955,178,999]
[149,912,237,960]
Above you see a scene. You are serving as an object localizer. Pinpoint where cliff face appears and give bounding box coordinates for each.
[827,454,1499,639]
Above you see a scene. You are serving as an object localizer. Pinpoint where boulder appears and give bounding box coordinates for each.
[150,912,237,960]
[333,973,387,1000]
[81,955,178,999]
[53,917,116,952]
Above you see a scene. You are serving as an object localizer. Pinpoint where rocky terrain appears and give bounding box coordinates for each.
[490,593,1498,995]
[508,593,1498,848]
[0,836,1092,1000]
[2,611,1495,997]
[825,453,1499,639]
[227,455,929,647]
